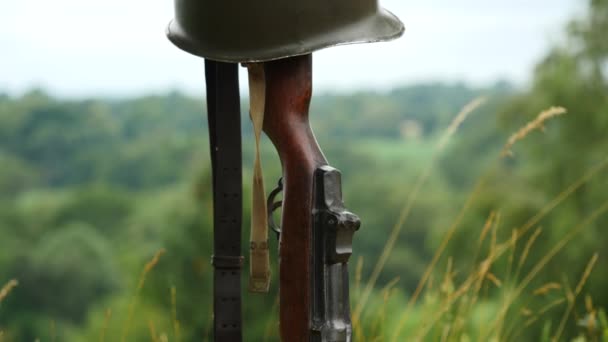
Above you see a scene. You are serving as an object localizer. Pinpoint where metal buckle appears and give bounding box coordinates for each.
[267,177,284,239]
[212,255,244,269]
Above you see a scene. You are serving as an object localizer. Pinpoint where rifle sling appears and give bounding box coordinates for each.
[205,60,244,342]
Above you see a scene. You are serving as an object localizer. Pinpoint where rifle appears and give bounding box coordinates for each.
[263,55,361,341]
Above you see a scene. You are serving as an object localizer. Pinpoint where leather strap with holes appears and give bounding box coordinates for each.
[205,60,243,342]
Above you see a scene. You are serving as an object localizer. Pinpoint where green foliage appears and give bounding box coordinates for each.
[601,309,608,341]
[0,152,38,195]
[15,223,116,317]
[51,187,133,234]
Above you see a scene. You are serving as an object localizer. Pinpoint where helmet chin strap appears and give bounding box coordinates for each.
[246,63,271,293]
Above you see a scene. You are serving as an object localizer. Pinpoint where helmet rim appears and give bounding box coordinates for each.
[167,8,404,63]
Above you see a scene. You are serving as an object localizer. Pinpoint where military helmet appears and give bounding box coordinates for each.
[167,0,404,63]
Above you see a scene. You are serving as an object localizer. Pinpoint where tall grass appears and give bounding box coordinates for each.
[170,286,181,342]
[147,319,159,342]
[352,97,487,327]
[0,279,18,341]
[0,280,18,305]
[100,309,111,342]
[352,102,608,341]
[553,254,599,341]
[120,248,166,342]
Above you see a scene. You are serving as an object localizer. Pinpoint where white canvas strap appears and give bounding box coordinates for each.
[246,63,271,293]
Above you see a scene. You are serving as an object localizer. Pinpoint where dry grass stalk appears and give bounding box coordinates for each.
[585,295,595,315]
[488,224,508,337]
[371,278,400,339]
[533,282,562,296]
[440,257,454,296]
[100,308,111,342]
[263,294,280,342]
[583,295,598,337]
[516,156,608,244]
[574,254,598,296]
[353,97,485,327]
[121,249,166,342]
[536,298,567,319]
[413,273,478,340]
[506,229,518,283]
[416,247,506,340]
[354,256,364,296]
[521,308,533,317]
[0,279,18,304]
[553,253,600,341]
[562,275,575,308]
[491,212,500,250]
[501,106,567,157]
[474,212,501,296]
[438,97,487,149]
[382,278,400,295]
[142,249,166,283]
[354,317,366,342]
[478,211,497,244]
[509,300,553,342]
[50,320,56,342]
[515,227,543,280]
[471,256,494,308]
[203,307,214,342]
[453,211,502,328]
[171,286,181,342]
[440,324,452,342]
[482,203,608,340]
[148,320,159,342]
[515,298,567,335]
[427,274,434,292]
[390,180,486,342]
[486,273,502,288]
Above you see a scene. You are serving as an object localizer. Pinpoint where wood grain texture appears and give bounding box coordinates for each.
[263,54,327,341]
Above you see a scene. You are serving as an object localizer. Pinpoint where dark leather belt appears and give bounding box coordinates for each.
[205,60,243,342]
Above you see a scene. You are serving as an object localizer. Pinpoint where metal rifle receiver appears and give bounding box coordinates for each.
[311,166,361,342]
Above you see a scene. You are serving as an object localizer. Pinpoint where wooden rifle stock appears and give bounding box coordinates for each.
[263,54,325,341]
[263,54,359,341]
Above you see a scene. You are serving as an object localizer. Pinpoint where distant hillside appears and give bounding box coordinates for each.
[0,83,511,192]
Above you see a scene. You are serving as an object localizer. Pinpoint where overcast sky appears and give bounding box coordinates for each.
[0,0,584,97]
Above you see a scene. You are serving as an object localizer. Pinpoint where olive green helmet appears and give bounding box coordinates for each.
[167,0,404,63]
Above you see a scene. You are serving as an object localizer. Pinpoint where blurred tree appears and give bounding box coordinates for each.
[1,223,118,340]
